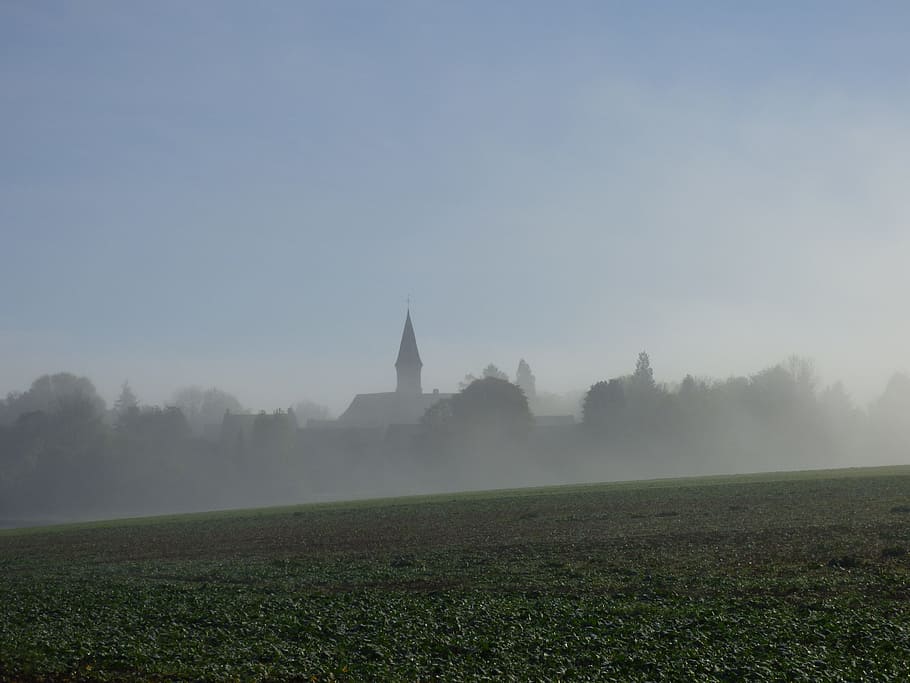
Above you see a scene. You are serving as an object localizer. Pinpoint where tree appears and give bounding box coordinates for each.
[0,373,106,425]
[748,363,804,418]
[869,373,910,456]
[819,381,853,416]
[458,373,479,391]
[786,355,818,393]
[421,377,533,451]
[482,364,509,381]
[421,396,455,433]
[679,374,698,396]
[292,400,331,425]
[532,389,585,419]
[582,379,626,433]
[631,352,655,392]
[515,359,536,400]
[819,381,861,454]
[458,364,509,391]
[117,405,191,444]
[113,381,139,416]
[172,387,243,435]
[872,373,910,421]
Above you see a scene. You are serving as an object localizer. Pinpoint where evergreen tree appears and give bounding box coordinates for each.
[631,351,656,392]
[515,359,536,400]
[113,381,139,415]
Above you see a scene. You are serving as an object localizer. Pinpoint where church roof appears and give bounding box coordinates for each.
[337,391,451,429]
[395,309,422,368]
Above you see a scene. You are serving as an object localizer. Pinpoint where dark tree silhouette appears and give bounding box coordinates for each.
[455,377,532,438]
[582,379,626,433]
[422,377,533,452]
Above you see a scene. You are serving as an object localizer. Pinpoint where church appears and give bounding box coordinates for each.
[321,310,452,430]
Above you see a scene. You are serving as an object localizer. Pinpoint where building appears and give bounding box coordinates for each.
[315,310,452,430]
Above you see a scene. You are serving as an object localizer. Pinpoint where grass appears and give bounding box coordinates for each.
[2,465,910,681]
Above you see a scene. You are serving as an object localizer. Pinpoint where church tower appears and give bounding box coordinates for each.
[395,309,423,395]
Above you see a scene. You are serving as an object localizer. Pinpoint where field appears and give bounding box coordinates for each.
[2,466,910,681]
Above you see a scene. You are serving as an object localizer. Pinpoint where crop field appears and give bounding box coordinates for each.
[2,466,910,681]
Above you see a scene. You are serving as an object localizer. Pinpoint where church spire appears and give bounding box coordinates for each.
[395,308,423,394]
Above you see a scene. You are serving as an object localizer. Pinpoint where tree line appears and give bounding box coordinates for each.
[1,355,908,522]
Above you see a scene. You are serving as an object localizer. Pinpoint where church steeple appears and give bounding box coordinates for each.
[395,309,423,394]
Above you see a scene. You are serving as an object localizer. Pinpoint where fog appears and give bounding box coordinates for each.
[2,5,909,525]
[2,354,909,528]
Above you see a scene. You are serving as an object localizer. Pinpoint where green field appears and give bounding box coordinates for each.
[3,466,910,681]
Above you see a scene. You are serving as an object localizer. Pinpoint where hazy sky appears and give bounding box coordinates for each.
[2,2,909,414]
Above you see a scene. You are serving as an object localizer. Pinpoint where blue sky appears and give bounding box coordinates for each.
[2,1,909,412]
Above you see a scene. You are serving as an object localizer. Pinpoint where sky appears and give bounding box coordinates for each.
[2,1,909,414]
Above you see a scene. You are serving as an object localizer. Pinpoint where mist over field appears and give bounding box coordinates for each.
[1,352,909,527]
[2,3,909,525]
